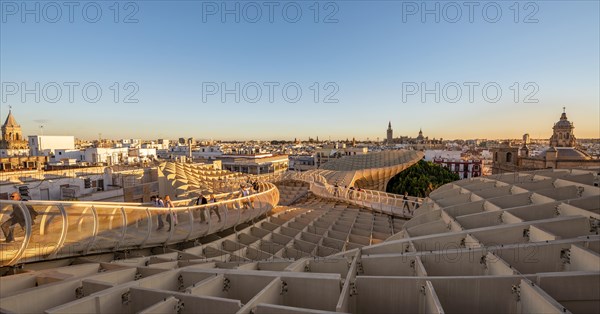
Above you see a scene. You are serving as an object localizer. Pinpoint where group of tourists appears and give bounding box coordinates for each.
[195,193,221,223]
[238,184,255,211]
[151,195,177,231]
[152,192,226,230]
[2,181,264,241]
[152,182,261,231]
[347,186,364,200]
[332,184,364,200]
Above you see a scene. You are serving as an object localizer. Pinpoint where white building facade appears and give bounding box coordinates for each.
[29,135,75,156]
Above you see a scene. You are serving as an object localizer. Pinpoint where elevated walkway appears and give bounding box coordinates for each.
[0,182,280,266]
[275,171,422,219]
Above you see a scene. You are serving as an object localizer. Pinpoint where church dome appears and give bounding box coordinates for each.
[554,111,573,128]
[539,147,590,160]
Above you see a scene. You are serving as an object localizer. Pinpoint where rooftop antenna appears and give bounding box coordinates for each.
[34,119,48,136]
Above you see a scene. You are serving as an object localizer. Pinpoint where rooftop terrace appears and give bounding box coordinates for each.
[0,166,598,313]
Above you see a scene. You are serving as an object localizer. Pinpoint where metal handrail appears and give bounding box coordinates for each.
[0,181,279,266]
[275,171,421,218]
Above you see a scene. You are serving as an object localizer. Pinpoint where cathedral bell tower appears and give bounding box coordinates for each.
[1,109,29,150]
[386,121,393,144]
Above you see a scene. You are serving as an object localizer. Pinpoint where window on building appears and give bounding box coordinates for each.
[506,152,513,163]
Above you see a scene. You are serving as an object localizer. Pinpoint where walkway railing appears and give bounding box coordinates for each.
[274,171,421,218]
[0,182,279,266]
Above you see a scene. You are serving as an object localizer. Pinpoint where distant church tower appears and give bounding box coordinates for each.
[549,108,576,147]
[0,109,28,150]
[416,128,425,143]
[386,121,393,144]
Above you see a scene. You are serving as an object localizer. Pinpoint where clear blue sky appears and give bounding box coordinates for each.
[1,0,599,140]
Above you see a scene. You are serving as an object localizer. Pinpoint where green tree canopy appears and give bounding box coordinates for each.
[386,160,459,197]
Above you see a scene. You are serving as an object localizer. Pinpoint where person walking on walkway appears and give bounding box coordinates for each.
[2,192,39,243]
[402,192,411,212]
[209,194,221,222]
[164,195,176,231]
[239,185,253,211]
[154,196,165,230]
[196,193,208,223]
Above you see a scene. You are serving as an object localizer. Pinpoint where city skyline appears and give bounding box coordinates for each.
[1,1,599,139]
[1,2,599,313]
[1,106,598,142]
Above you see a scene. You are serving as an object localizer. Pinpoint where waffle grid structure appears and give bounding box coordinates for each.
[312,150,424,191]
[178,194,403,261]
[1,168,599,314]
[273,181,309,206]
[159,162,250,196]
